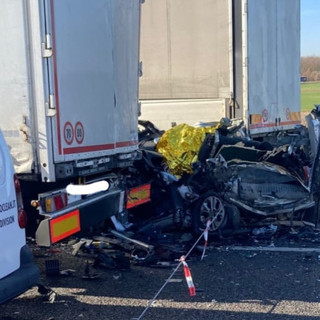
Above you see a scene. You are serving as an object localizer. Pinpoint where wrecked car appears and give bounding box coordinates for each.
[189,123,314,234]
[134,106,320,237]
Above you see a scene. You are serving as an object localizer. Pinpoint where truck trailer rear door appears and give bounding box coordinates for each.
[41,0,140,180]
[244,0,300,135]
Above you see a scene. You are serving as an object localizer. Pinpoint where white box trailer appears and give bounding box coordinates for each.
[0,0,142,245]
[139,0,301,135]
[1,0,141,181]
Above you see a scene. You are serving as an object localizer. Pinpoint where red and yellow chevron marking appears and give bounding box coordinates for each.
[250,114,263,124]
[49,210,80,243]
[288,111,301,121]
[126,184,151,209]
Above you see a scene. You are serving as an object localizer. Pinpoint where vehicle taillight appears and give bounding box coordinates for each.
[18,208,27,228]
[14,174,27,228]
[14,175,21,193]
[42,192,68,213]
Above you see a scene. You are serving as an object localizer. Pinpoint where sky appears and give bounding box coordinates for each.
[301,0,320,56]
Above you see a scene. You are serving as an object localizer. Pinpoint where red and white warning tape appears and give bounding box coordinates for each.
[133,221,211,320]
[180,256,196,296]
[201,219,212,261]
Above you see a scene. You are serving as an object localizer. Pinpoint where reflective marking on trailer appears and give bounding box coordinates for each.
[63,143,114,155]
[288,111,301,121]
[115,140,139,148]
[249,120,301,130]
[49,210,80,243]
[126,184,151,209]
[250,114,262,124]
[62,140,139,155]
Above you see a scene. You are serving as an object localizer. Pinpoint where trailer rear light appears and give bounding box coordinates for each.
[45,198,52,212]
[42,192,68,213]
[53,194,67,210]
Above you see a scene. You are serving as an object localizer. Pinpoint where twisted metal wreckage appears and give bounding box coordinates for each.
[35,106,320,308]
[133,106,320,232]
[64,106,320,267]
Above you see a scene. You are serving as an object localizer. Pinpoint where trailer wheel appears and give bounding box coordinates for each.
[192,191,227,235]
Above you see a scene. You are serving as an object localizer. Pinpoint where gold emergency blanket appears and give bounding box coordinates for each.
[156,123,219,177]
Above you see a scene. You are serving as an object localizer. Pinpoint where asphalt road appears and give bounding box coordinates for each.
[2,228,320,320]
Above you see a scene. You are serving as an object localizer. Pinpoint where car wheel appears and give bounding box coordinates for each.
[192,191,227,234]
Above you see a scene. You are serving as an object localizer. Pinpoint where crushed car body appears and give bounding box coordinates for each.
[133,106,320,236]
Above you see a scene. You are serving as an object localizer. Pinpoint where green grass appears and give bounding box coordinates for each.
[301,81,320,112]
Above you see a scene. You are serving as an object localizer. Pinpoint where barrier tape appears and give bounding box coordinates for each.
[132,221,213,320]
[180,256,196,296]
[201,219,211,261]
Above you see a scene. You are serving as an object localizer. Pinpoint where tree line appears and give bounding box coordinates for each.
[301,56,320,81]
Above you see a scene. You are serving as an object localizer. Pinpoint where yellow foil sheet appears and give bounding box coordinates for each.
[156,123,219,177]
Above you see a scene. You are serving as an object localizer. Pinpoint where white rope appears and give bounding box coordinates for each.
[132,224,211,320]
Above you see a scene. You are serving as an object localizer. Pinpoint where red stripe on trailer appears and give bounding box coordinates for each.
[63,140,139,154]
[50,0,62,154]
[63,143,114,154]
[116,140,139,148]
[249,120,300,130]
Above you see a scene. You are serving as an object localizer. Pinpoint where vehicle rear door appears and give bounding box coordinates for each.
[0,131,25,279]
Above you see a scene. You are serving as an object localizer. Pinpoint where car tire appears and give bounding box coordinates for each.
[224,204,241,230]
[192,191,227,235]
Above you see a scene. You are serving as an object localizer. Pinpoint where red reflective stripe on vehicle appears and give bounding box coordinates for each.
[63,143,114,154]
[288,112,301,121]
[62,140,138,155]
[126,184,151,209]
[50,0,62,155]
[250,114,262,124]
[49,210,80,243]
[115,140,139,148]
[249,120,300,130]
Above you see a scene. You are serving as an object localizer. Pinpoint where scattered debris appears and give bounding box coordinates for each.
[59,269,76,276]
[82,261,100,280]
[32,110,320,302]
[45,260,60,276]
[72,240,88,256]
[37,284,57,303]
[252,225,278,238]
